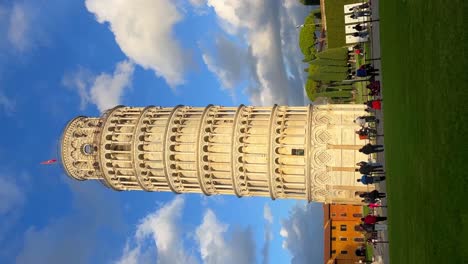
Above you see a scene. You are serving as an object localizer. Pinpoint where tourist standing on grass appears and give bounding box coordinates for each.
[359,143,384,154]
[362,214,387,224]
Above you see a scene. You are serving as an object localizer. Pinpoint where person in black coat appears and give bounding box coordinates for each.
[359,143,384,154]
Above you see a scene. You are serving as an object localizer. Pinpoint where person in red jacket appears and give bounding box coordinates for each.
[361,214,387,224]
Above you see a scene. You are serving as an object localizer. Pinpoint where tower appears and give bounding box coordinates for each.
[60,104,371,204]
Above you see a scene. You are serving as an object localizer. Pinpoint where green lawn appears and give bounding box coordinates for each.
[380,0,467,263]
[325,0,362,48]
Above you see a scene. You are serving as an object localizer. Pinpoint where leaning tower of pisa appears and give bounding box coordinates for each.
[60,104,372,204]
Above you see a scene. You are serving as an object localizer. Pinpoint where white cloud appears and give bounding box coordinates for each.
[280,202,323,264]
[201,0,310,106]
[115,196,197,264]
[195,209,256,264]
[0,177,24,215]
[90,60,134,112]
[85,0,188,87]
[4,2,51,52]
[201,35,246,91]
[63,60,134,112]
[7,4,30,52]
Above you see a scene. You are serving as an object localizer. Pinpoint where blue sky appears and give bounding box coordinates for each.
[0,1,324,263]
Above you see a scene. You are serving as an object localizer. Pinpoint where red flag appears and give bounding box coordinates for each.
[41,159,57,165]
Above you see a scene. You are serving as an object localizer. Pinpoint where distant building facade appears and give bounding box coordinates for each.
[60,104,372,203]
[323,204,366,264]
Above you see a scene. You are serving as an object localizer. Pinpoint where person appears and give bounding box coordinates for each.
[348,45,364,58]
[356,161,383,168]
[354,115,379,126]
[360,63,378,71]
[357,175,373,184]
[367,238,389,244]
[359,143,384,154]
[366,81,381,95]
[355,68,379,78]
[359,190,386,201]
[356,163,384,174]
[353,31,369,38]
[351,10,372,19]
[362,197,380,204]
[368,203,387,209]
[357,131,369,140]
[349,3,370,12]
[357,175,385,185]
[361,214,387,224]
[356,127,382,139]
[353,23,367,31]
[355,247,366,257]
[365,99,382,110]
[359,223,375,232]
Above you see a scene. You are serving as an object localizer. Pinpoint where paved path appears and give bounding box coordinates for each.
[368,0,390,263]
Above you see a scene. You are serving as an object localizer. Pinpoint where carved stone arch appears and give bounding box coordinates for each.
[310,147,333,168]
[310,187,328,202]
[311,125,332,145]
[312,171,331,187]
[313,113,333,125]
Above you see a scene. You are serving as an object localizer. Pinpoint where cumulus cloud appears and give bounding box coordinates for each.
[114,196,197,264]
[90,60,134,112]
[63,60,134,112]
[85,0,188,87]
[15,180,124,264]
[195,209,256,264]
[280,202,323,264]
[201,0,310,106]
[201,35,246,90]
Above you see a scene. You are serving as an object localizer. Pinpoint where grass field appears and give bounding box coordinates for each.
[324,0,361,48]
[380,0,467,263]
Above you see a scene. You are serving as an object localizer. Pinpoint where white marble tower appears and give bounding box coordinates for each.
[60,104,371,204]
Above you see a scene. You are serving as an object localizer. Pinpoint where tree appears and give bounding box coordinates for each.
[309,58,348,67]
[316,47,349,61]
[309,72,348,82]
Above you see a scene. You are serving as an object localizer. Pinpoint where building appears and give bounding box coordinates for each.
[323,204,366,264]
[60,104,372,203]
